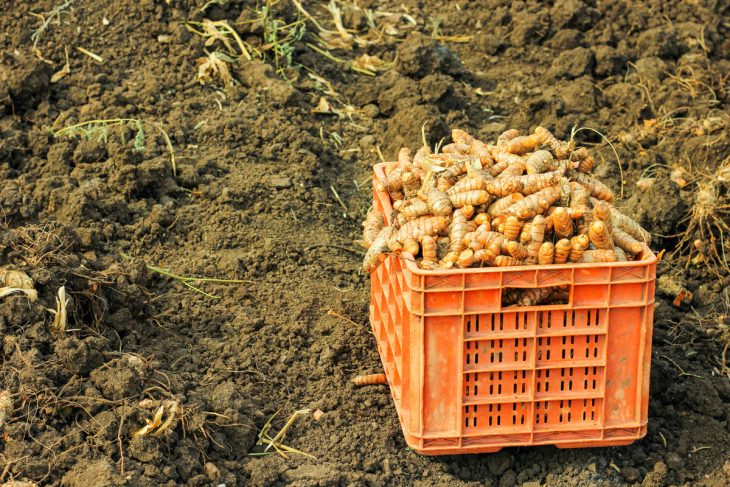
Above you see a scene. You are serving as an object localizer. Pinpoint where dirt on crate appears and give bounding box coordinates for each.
[0,0,729,486]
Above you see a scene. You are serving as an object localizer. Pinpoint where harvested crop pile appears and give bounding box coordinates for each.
[362,127,652,282]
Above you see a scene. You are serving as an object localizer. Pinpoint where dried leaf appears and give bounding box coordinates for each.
[0,287,39,302]
[51,60,70,83]
[312,96,336,115]
[196,53,234,86]
[351,54,390,73]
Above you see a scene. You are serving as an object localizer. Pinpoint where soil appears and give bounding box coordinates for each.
[1,0,729,486]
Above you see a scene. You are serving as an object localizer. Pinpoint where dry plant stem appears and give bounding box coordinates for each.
[569,126,625,198]
[252,409,315,459]
[145,264,252,299]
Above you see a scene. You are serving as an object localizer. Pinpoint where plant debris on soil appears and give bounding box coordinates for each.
[1,1,729,486]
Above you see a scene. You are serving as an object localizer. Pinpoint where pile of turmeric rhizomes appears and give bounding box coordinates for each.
[362,127,652,302]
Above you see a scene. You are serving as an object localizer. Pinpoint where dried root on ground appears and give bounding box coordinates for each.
[671,157,730,276]
[361,126,653,306]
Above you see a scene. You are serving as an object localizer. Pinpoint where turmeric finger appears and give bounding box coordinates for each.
[554,238,572,264]
[452,128,474,146]
[609,207,651,244]
[612,227,644,255]
[538,242,555,265]
[569,234,590,263]
[525,150,554,175]
[353,373,388,386]
[503,216,522,241]
[588,220,613,250]
[516,287,554,306]
[500,186,562,219]
[495,255,523,267]
[581,249,618,263]
[363,227,394,273]
[450,190,490,207]
[507,241,529,259]
[362,209,384,248]
[552,207,573,238]
[420,235,438,263]
[426,188,453,216]
[572,172,614,202]
[496,129,520,146]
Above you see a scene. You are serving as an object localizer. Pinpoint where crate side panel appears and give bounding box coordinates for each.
[423,315,461,436]
[604,306,643,427]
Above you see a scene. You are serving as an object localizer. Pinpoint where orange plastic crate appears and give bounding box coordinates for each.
[369,163,657,455]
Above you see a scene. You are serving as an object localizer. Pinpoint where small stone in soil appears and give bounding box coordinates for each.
[269,176,292,189]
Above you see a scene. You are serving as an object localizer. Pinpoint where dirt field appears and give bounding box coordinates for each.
[1,0,729,486]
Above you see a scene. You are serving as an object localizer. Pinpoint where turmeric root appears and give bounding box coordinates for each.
[488,193,524,217]
[468,139,495,166]
[552,207,573,238]
[399,198,430,220]
[458,248,495,268]
[495,160,526,179]
[447,175,487,195]
[588,220,613,250]
[497,128,520,146]
[441,142,470,154]
[474,212,490,225]
[457,249,475,268]
[503,216,522,241]
[538,242,555,264]
[450,190,490,207]
[401,170,421,198]
[570,182,592,234]
[362,209,384,248]
[403,237,419,256]
[376,166,404,194]
[612,227,644,255]
[531,215,546,243]
[516,287,553,306]
[363,226,394,273]
[398,147,413,167]
[571,172,614,202]
[392,215,449,246]
[441,209,468,267]
[352,373,388,386]
[495,255,523,267]
[592,200,612,233]
[571,147,594,173]
[569,234,590,263]
[421,235,438,264]
[500,186,563,219]
[525,150,554,175]
[534,126,574,159]
[554,238,572,264]
[426,188,453,216]
[490,150,523,177]
[366,126,653,271]
[507,241,529,259]
[505,134,544,155]
[609,207,651,244]
[452,128,474,146]
[581,249,618,263]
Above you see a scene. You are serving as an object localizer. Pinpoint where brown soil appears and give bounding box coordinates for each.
[1,1,729,486]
